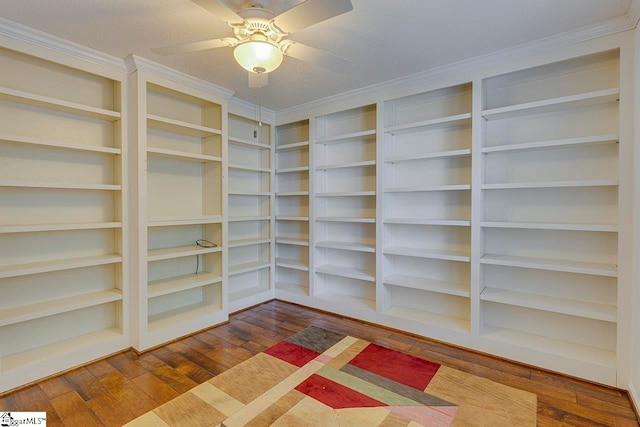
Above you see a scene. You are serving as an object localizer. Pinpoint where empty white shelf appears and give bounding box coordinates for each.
[147,245,220,262]
[316,191,375,197]
[275,257,309,271]
[0,133,121,155]
[315,129,376,145]
[277,191,309,196]
[480,221,618,232]
[316,217,376,223]
[0,254,122,279]
[480,287,616,322]
[384,113,472,135]
[481,179,618,190]
[384,218,470,227]
[147,147,222,163]
[228,238,271,248]
[147,114,221,137]
[383,306,470,333]
[384,247,470,262]
[276,216,309,221]
[0,180,121,191]
[315,264,375,282]
[147,272,222,298]
[480,254,617,277]
[315,291,375,311]
[275,238,309,246]
[385,184,471,192]
[228,136,271,150]
[0,86,121,121]
[275,281,309,295]
[315,240,375,253]
[385,149,471,164]
[0,289,123,327]
[229,260,270,276]
[276,141,309,151]
[481,88,620,120]
[0,221,122,234]
[148,215,222,227]
[228,215,271,222]
[481,134,618,154]
[276,166,309,174]
[228,191,270,196]
[315,160,376,170]
[384,274,470,297]
[228,164,270,172]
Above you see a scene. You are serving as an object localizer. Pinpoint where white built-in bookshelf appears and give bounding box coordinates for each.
[313,105,378,318]
[129,65,227,351]
[227,113,273,311]
[0,46,128,391]
[380,83,473,334]
[275,120,312,304]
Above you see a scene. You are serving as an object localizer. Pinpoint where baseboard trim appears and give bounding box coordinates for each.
[629,381,640,420]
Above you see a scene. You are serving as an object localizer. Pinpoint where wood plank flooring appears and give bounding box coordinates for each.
[1,300,638,426]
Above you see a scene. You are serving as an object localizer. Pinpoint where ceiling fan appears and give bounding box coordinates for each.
[152,0,353,86]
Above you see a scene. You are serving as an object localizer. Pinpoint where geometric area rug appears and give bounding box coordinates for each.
[125,326,537,426]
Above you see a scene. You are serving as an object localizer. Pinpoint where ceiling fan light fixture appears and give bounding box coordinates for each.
[233,38,283,73]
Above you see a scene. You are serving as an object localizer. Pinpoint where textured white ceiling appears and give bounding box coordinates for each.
[0,0,634,111]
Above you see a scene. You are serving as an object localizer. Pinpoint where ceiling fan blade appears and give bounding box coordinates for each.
[191,0,244,24]
[284,42,349,73]
[151,38,236,55]
[272,0,353,34]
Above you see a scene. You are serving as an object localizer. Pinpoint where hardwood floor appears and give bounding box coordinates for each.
[1,300,638,426]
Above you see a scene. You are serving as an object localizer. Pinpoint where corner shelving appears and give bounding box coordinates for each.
[0,45,127,392]
[479,49,621,384]
[227,113,273,311]
[380,83,472,335]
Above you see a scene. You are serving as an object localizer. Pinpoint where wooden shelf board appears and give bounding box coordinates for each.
[0,222,122,234]
[383,306,470,333]
[384,274,470,297]
[228,216,270,222]
[0,87,121,121]
[315,291,375,311]
[0,254,122,279]
[481,326,616,368]
[0,289,122,327]
[228,136,271,150]
[315,217,375,223]
[276,141,309,151]
[148,302,221,333]
[481,287,616,322]
[315,129,376,145]
[0,133,121,155]
[385,149,471,164]
[315,160,376,170]
[148,272,222,298]
[276,166,309,174]
[1,327,123,372]
[0,180,120,191]
[315,264,375,282]
[384,113,472,135]
[481,88,620,120]
[275,257,309,271]
[229,260,270,276]
[384,246,470,262]
[384,218,470,226]
[315,240,375,253]
[480,221,617,232]
[276,238,309,247]
[481,179,618,190]
[147,245,220,262]
[148,215,222,227]
[147,114,221,137]
[480,254,617,277]
[147,147,221,163]
[275,281,309,296]
[228,238,271,248]
[481,134,619,154]
[228,164,270,172]
[385,184,471,193]
[316,191,375,197]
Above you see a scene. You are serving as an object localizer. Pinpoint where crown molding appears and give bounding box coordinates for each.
[276,13,635,122]
[628,0,640,27]
[0,17,126,73]
[126,54,234,100]
[229,95,276,124]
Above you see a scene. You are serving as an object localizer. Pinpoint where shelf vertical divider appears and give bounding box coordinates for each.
[375,101,385,313]
[470,78,483,337]
[309,117,317,299]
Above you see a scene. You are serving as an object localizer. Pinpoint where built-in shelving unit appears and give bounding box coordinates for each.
[478,50,621,383]
[227,113,273,311]
[313,105,378,317]
[129,64,227,351]
[274,120,311,303]
[0,45,128,391]
[380,83,473,335]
